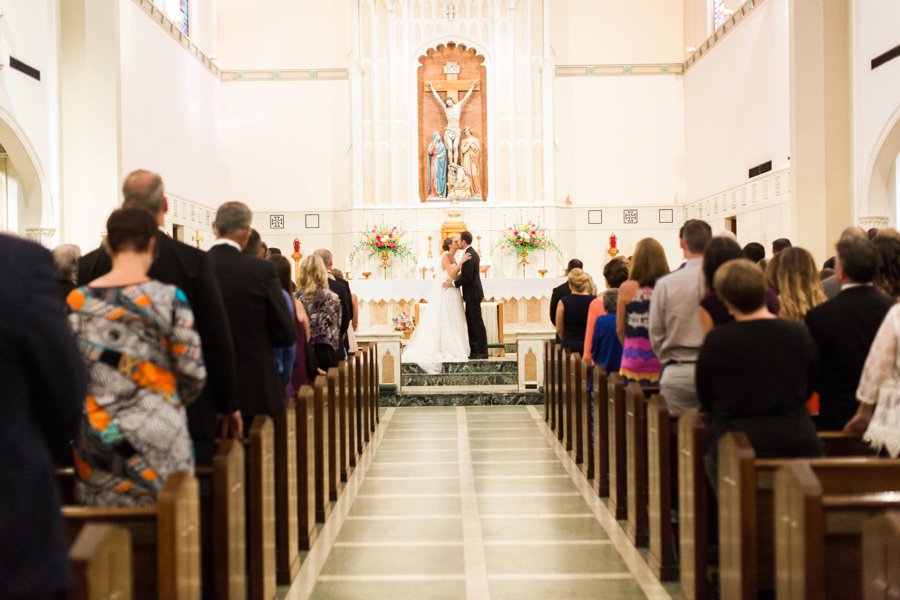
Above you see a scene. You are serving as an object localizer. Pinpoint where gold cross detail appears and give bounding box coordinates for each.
[192,230,203,249]
[423,61,479,102]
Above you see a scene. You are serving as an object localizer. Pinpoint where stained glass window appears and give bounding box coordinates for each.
[713,0,727,30]
[163,0,190,37]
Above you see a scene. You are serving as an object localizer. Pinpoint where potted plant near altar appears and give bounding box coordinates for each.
[349,223,416,278]
[392,312,415,340]
[494,219,561,277]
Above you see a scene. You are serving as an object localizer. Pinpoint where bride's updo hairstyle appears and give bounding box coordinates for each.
[567,268,596,295]
[442,237,454,252]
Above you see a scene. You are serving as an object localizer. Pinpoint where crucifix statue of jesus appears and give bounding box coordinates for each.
[426,65,479,166]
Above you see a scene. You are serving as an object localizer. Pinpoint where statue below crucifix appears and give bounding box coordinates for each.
[426,78,478,166]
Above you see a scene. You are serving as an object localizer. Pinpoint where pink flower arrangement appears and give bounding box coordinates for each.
[392,312,415,333]
[350,222,415,260]
[495,219,561,256]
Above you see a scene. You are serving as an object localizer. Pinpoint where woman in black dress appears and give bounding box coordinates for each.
[555,268,596,355]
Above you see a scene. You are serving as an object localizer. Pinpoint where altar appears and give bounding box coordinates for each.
[352,277,564,339]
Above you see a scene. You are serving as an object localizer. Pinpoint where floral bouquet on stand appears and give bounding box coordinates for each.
[349,223,415,277]
[392,312,415,340]
[494,219,561,276]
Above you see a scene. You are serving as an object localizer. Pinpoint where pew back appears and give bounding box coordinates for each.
[647,394,678,580]
[274,400,300,584]
[68,523,132,600]
[678,410,711,600]
[295,387,317,550]
[592,366,610,497]
[244,417,277,600]
[863,510,900,600]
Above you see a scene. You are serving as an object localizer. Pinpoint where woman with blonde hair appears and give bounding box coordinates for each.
[295,254,341,373]
[555,268,597,353]
[770,247,826,321]
[617,238,669,386]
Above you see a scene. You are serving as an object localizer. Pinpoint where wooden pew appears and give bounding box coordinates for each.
[625,382,649,546]
[607,374,628,520]
[295,386,317,551]
[68,523,132,600]
[578,358,592,479]
[62,472,201,600]
[775,461,900,599]
[591,366,610,497]
[355,352,368,448]
[243,416,277,600]
[717,431,882,600]
[555,344,564,441]
[863,510,900,600]
[678,410,712,600]
[647,394,678,581]
[544,340,554,427]
[313,376,332,522]
[326,368,343,501]
[337,360,352,481]
[274,400,300,584]
[562,350,573,452]
[371,344,380,426]
[196,439,246,600]
[345,356,359,468]
[568,352,585,466]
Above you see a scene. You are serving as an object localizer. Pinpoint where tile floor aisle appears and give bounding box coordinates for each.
[285,406,672,600]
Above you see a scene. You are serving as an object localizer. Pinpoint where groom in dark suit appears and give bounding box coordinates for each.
[444,230,488,359]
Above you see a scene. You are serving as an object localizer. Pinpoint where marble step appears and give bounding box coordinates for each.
[400,357,517,375]
[380,384,542,407]
[401,371,518,386]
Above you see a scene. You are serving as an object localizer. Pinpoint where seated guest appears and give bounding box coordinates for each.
[700,237,780,332]
[769,247,825,322]
[244,228,264,258]
[742,241,765,264]
[590,289,623,374]
[822,226,868,299]
[297,255,342,373]
[208,202,296,430]
[873,236,900,299]
[583,257,629,367]
[269,254,299,391]
[806,237,895,430]
[555,268,596,353]
[772,237,792,255]
[51,243,81,304]
[550,258,584,329]
[844,303,900,456]
[68,208,206,506]
[1,235,85,599]
[696,260,823,487]
[617,238,669,386]
[332,268,360,354]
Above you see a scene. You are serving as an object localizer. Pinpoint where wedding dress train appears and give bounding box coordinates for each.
[402,270,470,374]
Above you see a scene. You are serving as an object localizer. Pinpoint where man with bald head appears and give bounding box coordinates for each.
[822,226,868,299]
[314,248,353,357]
[78,169,241,464]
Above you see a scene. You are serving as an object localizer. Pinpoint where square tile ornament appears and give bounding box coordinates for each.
[588,210,603,225]
[269,214,285,230]
[305,213,320,229]
[658,209,674,224]
[623,209,638,224]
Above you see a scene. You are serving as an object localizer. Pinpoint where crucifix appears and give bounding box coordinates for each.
[192,230,203,249]
[425,62,479,165]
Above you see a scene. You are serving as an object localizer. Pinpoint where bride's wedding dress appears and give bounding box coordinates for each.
[402,266,470,374]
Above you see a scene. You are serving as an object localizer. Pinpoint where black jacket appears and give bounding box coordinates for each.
[208,244,296,418]
[78,232,237,464]
[1,236,85,597]
[454,246,485,302]
[329,275,352,337]
[549,281,571,325]
[805,285,894,430]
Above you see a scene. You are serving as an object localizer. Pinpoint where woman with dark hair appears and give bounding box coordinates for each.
[873,236,900,299]
[699,237,780,333]
[582,257,629,367]
[269,254,311,395]
[67,208,206,506]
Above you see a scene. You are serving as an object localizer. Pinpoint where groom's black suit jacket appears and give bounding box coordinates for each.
[454,246,484,301]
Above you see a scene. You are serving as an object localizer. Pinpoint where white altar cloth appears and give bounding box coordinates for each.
[350,277,565,303]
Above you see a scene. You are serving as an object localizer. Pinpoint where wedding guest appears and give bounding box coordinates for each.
[806,237,894,430]
[873,235,900,299]
[583,257,629,367]
[772,237,792,255]
[297,254,342,373]
[260,241,269,258]
[244,228,264,258]
[649,219,712,413]
[555,268,596,354]
[822,226,868,299]
[269,254,298,391]
[314,248,353,357]
[208,202,295,430]
[69,208,206,506]
[333,268,360,354]
[697,260,823,488]
[550,258,584,328]
[617,238,669,387]
[844,303,900,456]
[590,289,623,374]
[700,236,778,332]
[742,241,765,264]
[868,227,879,241]
[267,247,282,257]
[0,235,85,600]
[77,169,240,464]
[769,247,826,322]
[51,243,81,304]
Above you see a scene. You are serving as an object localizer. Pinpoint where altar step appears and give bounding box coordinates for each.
[380,384,541,407]
[402,372,517,386]
[400,357,517,375]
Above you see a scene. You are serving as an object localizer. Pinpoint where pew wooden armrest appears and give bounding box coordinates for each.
[68,524,132,600]
[863,510,900,600]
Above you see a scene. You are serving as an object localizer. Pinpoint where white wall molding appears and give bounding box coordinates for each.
[556,63,684,77]
[684,167,790,221]
[220,68,349,82]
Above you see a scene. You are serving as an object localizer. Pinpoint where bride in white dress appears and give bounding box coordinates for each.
[402,236,471,374]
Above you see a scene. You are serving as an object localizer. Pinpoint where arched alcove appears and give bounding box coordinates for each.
[865,109,900,228]
[0,112,48,242]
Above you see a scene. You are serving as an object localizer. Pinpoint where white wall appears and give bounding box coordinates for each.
[555,76,685,206]
[683,0,790,203]
[0,0,59,238]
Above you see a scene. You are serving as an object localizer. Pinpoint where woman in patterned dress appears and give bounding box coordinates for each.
[67,208,206,506]
[295,254,342,374]
[616,238,669,387]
